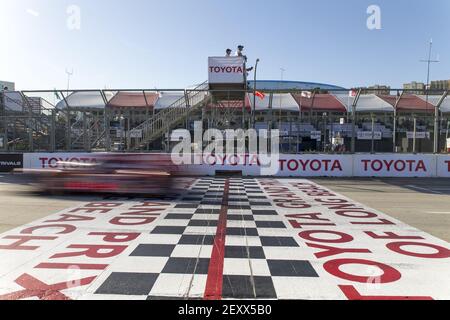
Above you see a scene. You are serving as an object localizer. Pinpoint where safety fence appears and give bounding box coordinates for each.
[1,88,449,154]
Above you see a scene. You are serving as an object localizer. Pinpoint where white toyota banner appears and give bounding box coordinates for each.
[23,153,450,178]
[437,155,450,177]
[353,154,436,178]
[208,56,245,84]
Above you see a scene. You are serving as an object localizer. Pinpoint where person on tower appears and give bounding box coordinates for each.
[235,45,254,72]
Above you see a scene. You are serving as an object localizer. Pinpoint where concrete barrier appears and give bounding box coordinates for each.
[22,153,450,178]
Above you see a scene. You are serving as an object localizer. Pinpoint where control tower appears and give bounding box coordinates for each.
[208,56,248,101]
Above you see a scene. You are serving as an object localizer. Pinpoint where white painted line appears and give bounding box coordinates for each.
[426,212,450,215]
[406,185,444,195]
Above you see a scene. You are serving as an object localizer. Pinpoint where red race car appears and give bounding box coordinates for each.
[17,154,182,196]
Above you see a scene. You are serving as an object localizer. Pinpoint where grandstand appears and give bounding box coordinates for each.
[1,78,449,154]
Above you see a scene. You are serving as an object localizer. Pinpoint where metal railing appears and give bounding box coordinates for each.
[1,87,450,154]
[131,81,209,149]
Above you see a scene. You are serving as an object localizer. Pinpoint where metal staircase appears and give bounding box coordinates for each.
[1,93,53,150]
[131,81,209,150]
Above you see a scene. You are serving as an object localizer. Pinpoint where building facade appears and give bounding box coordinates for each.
[361,85,391,95]
[403,81,425,94]
[431,80,450,91]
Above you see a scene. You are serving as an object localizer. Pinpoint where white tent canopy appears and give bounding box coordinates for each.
[248,93,300,111]
[333,93,395,113]
[51,90,449,113]
[56,91,115,110]
[155,92,185,110]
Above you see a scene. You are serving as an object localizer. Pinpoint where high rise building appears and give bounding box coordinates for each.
[403,81,425,94]
[361,85,391,95]
[430,80,450,91]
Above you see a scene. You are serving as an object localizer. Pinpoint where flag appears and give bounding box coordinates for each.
[301,91,312,99]
[255,91,266,100]
[54,89,61,100]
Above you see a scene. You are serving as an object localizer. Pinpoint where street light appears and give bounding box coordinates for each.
[65,68,74,93]
[420,39,439,153]
[252,58,260,129]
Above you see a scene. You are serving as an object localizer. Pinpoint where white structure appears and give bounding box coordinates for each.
[0,80,15,91]
[208,56,246,84]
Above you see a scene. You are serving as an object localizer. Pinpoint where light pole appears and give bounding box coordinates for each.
[65,68,74,93]
[420,39,439,153]
[279,68,285,131]
[65,68,74,151]
[252,58,260,129]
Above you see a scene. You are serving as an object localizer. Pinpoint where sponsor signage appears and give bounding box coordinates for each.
[0,154,23,172]
[437,155,450,177]
[116,130,142,139]
[407,132,430,139]
[357,131,382,140]
[208,56,245,84]
[129,130,143,139]
[170,130,191,142]
[24,153,96,169]
[353,154,435,178]
[311,131,322,141]
[22,153,450,178]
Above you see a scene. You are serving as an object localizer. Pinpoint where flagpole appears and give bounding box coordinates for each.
[297,94,302,153]
[252,59,260,130]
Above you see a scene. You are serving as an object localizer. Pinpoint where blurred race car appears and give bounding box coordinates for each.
[16,154,181,196]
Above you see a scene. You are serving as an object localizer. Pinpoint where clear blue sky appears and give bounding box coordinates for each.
[1,0,449,90]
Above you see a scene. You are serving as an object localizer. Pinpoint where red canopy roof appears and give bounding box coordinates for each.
[377,94,435,113]
[108,92,159,108]
[292,94,347,112]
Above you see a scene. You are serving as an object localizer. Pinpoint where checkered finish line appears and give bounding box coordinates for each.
[0,178,449,300]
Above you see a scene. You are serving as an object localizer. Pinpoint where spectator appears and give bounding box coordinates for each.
[225,49,232,57]
[235,45,244,57]
[235,45,253,72]
[235,45,247,62]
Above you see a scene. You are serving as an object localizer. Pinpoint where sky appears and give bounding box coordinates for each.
[0,0,449,90]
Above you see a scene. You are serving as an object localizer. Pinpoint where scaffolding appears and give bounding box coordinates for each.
[1,86,449,154]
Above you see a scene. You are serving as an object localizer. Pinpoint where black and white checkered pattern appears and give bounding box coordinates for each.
[94,178,320,299]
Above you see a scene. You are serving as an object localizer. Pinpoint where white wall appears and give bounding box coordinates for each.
[23,153,450,178]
